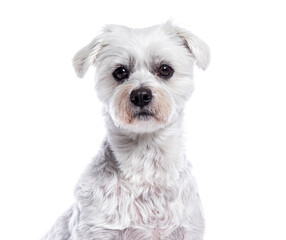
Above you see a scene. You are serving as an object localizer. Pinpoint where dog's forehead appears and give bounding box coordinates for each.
[107,25,173,46]
[102,25,183,67]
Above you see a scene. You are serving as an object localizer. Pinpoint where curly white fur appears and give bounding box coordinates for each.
[42,21,210,240]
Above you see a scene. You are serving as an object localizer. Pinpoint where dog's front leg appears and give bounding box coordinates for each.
[181,194,205,240]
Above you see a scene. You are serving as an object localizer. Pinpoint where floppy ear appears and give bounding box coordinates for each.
[176,27,210,70]
[73,35,104,78]
[72,24,130,78]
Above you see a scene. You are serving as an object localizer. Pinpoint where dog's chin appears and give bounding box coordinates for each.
[113,112,169,133]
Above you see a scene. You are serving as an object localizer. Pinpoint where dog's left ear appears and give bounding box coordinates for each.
[172,25,210,70]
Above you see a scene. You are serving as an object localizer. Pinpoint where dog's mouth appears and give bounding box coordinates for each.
[133,110,155,120]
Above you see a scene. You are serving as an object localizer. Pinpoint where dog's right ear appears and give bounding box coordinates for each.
[73,25,130,78]
[73,34,104,78]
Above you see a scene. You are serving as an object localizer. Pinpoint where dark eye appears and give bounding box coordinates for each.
[112,66,129,81]
[158,64,174,78]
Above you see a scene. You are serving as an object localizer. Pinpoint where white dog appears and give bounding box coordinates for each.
[42,21,210,240]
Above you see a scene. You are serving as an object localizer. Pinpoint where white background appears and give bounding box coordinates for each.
[0,0,285,239]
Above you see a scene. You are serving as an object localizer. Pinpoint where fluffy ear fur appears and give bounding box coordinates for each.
[72,24,130,78]
[177,27,210,70]
[162,21,210,70]
[73,34,104,78]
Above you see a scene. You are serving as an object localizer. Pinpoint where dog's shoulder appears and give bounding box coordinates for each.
[74,140,119,204]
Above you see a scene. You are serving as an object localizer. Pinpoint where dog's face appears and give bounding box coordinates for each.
[73,22,209,133]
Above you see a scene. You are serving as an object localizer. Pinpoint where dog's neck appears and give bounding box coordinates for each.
[105,113,187,191]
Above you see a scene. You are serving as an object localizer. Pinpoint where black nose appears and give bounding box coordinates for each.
[130,88,152,108]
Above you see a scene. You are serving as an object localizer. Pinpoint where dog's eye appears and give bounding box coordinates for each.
[112,67,129,81]
[158,64,174,79]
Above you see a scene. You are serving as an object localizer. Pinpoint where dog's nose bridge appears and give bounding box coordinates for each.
[127,70,158,99]
[129,69,154,84]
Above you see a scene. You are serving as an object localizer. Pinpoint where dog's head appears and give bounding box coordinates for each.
[73,22,209,133]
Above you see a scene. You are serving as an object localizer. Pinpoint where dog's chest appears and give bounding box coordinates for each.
[115,149,184,230]
[113,179,184,236]
[76,141,189,238]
